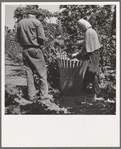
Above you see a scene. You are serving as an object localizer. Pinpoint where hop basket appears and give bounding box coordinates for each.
[57,52,88,96]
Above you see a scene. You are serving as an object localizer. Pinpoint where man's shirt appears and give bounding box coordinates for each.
[17,17,47,47]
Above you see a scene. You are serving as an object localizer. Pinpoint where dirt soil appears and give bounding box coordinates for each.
[5,55,116,115]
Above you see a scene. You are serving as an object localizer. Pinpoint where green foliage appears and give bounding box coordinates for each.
[5,28,23,63]
[14,7,27,18]
[111,6,116,35]
[5,5,116,114]
[57,5,116,71]
[11,5,116,89]
[14,5,53,22]
[14,7,27,22]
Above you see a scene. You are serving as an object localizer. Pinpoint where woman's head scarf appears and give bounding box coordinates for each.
[78,19,92,31]
[78,19,100,52]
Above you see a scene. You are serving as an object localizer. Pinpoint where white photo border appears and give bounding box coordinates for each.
[1,1,120,147]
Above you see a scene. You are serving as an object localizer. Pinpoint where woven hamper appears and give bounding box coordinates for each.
[57,53,89,96]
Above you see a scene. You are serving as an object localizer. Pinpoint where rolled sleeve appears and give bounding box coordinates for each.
[17,27,20,43]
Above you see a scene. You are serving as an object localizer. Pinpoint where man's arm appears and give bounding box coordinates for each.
[16,26,20,43]
[37,22,48,45]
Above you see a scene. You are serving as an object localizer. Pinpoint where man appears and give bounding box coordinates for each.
[17,9,50,101]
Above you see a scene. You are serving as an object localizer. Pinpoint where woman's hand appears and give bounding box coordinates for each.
[71,51,83,59]
[72,52,79,58]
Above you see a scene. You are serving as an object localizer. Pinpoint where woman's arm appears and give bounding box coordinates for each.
[71,40,84,46]
[72,40,86,57]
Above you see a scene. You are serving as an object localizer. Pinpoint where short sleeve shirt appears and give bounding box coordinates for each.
[17,18,46,47]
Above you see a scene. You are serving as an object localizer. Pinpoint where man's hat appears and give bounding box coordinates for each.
[27,9,39,15]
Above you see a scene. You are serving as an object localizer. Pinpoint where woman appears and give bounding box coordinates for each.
[72,19,101,95]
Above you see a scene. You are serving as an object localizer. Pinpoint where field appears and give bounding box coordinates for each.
[5,51,116,115]
[5,5,116,115]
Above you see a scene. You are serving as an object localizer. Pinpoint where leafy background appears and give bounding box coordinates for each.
[5,5,116,114]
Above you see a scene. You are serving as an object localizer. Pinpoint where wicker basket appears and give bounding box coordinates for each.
[57,53,88,96]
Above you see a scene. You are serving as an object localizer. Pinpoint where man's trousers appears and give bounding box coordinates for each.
[23,46,48,100]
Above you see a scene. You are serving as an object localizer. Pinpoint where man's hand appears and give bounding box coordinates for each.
[44,38,49,44]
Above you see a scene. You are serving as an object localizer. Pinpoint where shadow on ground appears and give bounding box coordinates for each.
[5,83,116,115]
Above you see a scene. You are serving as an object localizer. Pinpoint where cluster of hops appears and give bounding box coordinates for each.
[14,5,40,22]
[14,7,27,19]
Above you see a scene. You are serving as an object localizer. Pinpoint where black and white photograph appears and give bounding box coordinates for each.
[1,1,120,147]
[4,3,118,115]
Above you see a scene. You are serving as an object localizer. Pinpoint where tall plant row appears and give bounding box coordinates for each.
[5,5,116,89]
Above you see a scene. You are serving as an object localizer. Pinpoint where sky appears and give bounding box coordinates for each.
[5,5,60,29]
[4,3,115,29]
